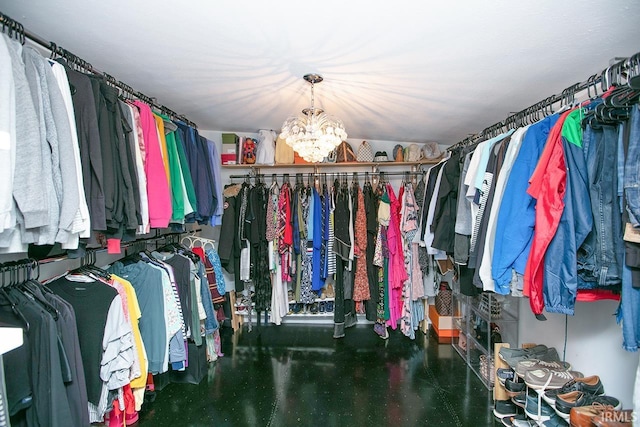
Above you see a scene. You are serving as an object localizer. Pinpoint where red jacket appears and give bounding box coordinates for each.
[524,109,574,315]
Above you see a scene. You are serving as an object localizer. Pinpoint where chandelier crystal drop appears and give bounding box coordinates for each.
[280,74,347,163]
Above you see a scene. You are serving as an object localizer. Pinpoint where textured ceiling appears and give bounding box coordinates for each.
[2,0,640,146]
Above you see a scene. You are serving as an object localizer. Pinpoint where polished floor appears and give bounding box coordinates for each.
[137,324,497,427]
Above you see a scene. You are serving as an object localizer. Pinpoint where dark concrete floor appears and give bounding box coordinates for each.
[137,325,497,427]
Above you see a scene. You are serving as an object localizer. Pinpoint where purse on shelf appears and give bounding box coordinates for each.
[393,144,404,162]
[435,281,453,316]
[275,134,294,164]
[336,141,356,162]
[356,140,374,162]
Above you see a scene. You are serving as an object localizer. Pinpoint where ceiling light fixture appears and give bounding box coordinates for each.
[280,74,347,163]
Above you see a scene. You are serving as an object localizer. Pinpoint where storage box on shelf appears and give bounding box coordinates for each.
[428,304,459,343]
[451,290,519,389]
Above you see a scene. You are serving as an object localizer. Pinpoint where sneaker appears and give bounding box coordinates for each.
[319,301,326,313]
[494,399,519,418]
[497,368,515,385]
[374,322,389,339]
[524,392,556,422]
[502,414,535,427]
[502,347,562,370]
[499,345,549,366]
[515,359,571,378]
[542,375,604,405]
[325,301,334,313]
[310,303,319,314]
[524,369,584,391]
[511,391,529,409]
[555,391,621,416]
[505,378,526,397]
[541,413,569,426]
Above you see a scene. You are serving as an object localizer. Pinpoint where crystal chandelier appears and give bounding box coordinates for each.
[280,74,347,163]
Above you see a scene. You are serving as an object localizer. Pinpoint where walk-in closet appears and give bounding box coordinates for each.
[0,2,639,426]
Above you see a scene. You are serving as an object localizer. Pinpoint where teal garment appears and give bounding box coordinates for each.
[174,129,198,215]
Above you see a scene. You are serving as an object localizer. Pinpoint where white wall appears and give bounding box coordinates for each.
[518,298,638,409]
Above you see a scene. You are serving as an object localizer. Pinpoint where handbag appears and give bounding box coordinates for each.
[435,281,452,316]
[275,134,294,164]
[336,141,356,162]
[478,292,502,319]
[356,140,374,162]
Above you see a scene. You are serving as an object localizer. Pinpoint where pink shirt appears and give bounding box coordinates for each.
[132,101,172,228]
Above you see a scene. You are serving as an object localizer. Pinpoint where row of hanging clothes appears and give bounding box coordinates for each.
[219,170,449,340]
[0,233,227,426]
[423,55,640,350]
[0,18,224,257]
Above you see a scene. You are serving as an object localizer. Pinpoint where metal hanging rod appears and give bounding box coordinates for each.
[449,51,640,152]
[0,11,198,129]
[229,170,425,181]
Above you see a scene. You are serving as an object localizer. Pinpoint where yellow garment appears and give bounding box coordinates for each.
[111,274,148,389]
[153,113,171,182]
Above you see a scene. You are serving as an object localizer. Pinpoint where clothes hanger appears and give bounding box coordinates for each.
[0,264,30,331]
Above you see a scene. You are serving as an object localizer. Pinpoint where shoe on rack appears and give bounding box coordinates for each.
[515,359,571,378]
[325,301,334,313]
[541,413,569,426]
[500,346,561,369]
[542,375,604,406]
[319,301,326,313]
[592,408,633,426]
[310,302,319,314]
[497,368,515,385]
[511,391,532,409]
[494,399,519,418]
[524,392,556,422]
[524,369,584,391]
[499,344,548,362]
[555,391,621,416]
[501,414,535,427]
[505,378,526,397]
[570,403,619,427]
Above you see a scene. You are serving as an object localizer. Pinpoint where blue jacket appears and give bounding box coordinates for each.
[492,114,559,294]
[543,109,592,314]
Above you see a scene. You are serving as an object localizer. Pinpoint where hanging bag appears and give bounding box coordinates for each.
[356,140,374,162]
[435,281,453,316]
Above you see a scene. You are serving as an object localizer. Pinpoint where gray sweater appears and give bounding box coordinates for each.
[22,47,80,245]
[0,37,49,250]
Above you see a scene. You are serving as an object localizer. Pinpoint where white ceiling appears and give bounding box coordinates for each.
[2,0,640,146]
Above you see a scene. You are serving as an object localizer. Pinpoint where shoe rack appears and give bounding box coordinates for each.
[451,290,520,389]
